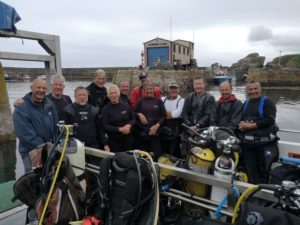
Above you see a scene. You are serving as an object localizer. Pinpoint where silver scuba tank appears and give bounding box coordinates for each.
[210,147,235,221]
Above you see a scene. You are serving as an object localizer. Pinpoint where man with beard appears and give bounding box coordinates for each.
[63,86,109,163]
[210,81,243,131]
[238,80,278,184]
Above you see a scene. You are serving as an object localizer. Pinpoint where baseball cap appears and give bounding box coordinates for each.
[168,80,179,88]
[138,71,149,80]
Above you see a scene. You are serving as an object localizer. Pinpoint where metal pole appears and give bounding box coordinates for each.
[161,191,234,217]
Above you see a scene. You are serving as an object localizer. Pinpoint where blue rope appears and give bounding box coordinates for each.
[214,184,240,218]
[214,195,228,218]
[231,184,240,199]
[161,184,170,192]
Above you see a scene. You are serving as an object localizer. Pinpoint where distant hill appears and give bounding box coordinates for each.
[268,54,300,68]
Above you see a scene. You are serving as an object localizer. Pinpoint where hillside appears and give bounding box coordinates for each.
[268,54,300,68]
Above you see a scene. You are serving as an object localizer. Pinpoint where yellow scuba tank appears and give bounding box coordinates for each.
[158,154,182,181]
[185,146,215,198]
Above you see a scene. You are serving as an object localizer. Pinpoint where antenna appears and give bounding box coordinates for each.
[279,50,282,68]
[193,27,195,44]
[170,0,172,41]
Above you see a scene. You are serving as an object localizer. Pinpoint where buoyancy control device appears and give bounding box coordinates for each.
[12,124,86,225]
[89,151,159,225]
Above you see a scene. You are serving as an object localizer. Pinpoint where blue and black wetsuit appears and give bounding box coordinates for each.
[240,96,278,184]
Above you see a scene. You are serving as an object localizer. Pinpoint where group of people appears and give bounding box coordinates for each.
[13,70,278,185]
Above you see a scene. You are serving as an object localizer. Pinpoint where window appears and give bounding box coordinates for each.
[187,49,189,55]
[173,44,176,52]
[183,48,186,55]
[178,46,181,54]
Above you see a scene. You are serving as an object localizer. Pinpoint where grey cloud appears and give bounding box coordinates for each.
[2,0,300,68]
[248,26,273,42]
[269,34,300,52]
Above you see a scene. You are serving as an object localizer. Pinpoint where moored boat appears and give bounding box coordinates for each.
[213,74,233,85]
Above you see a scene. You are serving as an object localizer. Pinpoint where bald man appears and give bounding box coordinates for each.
[210,81,243,131]
[13,79,59,173]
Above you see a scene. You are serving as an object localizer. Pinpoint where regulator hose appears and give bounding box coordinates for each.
[231,185,259,224]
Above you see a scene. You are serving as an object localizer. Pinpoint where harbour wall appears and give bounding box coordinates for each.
[112,69,213,95]
[248,68,300,86]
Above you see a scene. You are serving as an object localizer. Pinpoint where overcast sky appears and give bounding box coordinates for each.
[1,0,300,68]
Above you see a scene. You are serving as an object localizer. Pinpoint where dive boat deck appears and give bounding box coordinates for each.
[1,138,299,224]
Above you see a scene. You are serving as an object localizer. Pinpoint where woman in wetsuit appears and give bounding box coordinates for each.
[102,84,136,152]
[134,80,166,159]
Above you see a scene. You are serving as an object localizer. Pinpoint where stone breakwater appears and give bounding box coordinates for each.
[248,68,300,86]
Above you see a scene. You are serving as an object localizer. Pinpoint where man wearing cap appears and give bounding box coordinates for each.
[129,71,162,108]
[161,81,185,157]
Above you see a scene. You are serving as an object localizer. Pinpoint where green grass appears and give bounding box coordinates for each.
[274,54,300,68]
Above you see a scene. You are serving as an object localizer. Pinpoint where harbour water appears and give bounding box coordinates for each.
[1,80,300,183]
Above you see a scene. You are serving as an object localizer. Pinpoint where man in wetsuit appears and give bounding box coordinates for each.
[210,81,243,131]
[46,74,72,120]
[182,76,215,131]
[118,79,131,105]
[238,80,278,184]
[86,69,108,112]
[63,86,109,163]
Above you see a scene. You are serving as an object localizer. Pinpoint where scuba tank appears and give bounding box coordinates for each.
[185,146,215,210]
[210,143,235,221]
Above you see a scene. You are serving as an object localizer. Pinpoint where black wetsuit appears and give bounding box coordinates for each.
[210,95,243,131]
[240,96,278,184]
[86,82,108,112]
[62,103,108,149]
[134,96,166,158]
[46,94,72,120]
[182,92,215,127]
[102,102,135,152]
[119,93,130,106]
